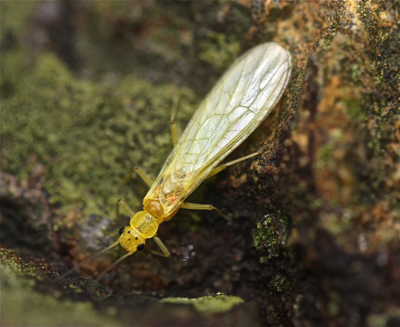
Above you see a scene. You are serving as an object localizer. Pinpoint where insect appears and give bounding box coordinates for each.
[59,42,292,282]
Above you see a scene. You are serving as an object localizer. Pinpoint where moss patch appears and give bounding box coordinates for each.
[1,50,197,218]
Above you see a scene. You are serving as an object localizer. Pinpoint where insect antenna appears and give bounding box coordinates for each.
[54,239,121,282]
[95,250,134,282]
[84,251,135,301]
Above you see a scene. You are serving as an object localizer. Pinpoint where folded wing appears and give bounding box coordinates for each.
[145,42,292,215]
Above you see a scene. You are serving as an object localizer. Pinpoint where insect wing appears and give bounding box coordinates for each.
[146,42,292,213]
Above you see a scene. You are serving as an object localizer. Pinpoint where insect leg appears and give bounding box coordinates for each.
[170,93,180,146]
[151,235,172,257]
[116,199,136,224]
[206,150,261,178]
[180,202,231,221]
[134,167,154,187]
[123,166,153,187]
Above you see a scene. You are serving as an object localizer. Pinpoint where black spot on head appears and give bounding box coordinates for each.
[135,237,138,240]
[119,227,125,235]
[128,230,131,233]
[137,244,145,251]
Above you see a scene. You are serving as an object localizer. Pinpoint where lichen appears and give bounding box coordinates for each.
[160,293,244,315]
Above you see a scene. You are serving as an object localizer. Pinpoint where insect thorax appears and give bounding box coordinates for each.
[143,198,164,218]
[143,170,190,221]
[130,211,160,239]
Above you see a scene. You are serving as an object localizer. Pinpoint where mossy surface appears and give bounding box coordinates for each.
[1,50,196,217]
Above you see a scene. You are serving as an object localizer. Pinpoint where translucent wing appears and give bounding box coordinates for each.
[144,42,292,217]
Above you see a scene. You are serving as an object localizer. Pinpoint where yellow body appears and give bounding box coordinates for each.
[119,212,158,252]
[118,42,292,255]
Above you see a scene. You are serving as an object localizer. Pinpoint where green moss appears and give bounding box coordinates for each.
[198,32,240,70]
[160,293,244,315]
[253,214,286,259]
[271,273,291,295]
[1,50,197,218]
[1,248,42,280]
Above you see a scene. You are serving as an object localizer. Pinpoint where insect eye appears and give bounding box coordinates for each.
[119,227,125,235]
[137,244,145,251]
